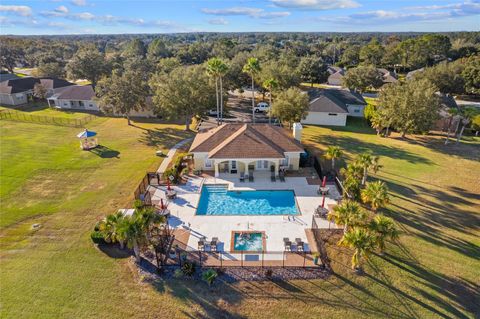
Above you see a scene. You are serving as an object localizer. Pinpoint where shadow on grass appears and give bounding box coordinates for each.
[138,127,193,149]
[97,243,132,259]
[154,278,248,319]
[88,145,120,158]
[306,134,433,165]
[374,253,479,319]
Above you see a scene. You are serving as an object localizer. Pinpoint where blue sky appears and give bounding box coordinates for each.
[1,0,479,35]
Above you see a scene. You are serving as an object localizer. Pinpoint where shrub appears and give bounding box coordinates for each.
[133,199,144,210]
[181,261,196,277]
[202,269,218,286]
[90,230,105,244]
[173,269,183,279]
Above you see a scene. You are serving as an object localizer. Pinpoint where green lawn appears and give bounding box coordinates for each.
[1,102,92,120]
[1,116,479,319]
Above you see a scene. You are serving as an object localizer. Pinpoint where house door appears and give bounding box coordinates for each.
[230,160,237,174]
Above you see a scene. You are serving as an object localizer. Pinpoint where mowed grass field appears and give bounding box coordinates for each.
[1,116,479,319]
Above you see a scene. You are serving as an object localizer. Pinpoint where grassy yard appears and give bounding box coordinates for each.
[1,116,479,318]
[1,102,92,120]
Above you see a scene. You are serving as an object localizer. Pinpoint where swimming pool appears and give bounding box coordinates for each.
[196,185,300,216]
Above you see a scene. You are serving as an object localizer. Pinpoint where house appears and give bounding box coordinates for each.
[327,68,345,86]
[435,93,461,131]
[377,68,398,84]
[0,73,20,82]
[301,89,367,126]
[39,78,75,97]
[0,77,38,105]
[0,77,75,105]
[406,68,425,80]
[189,123,304,177]
[48,85,99,111]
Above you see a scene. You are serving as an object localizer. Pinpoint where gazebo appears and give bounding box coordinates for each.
[77,129,98,150]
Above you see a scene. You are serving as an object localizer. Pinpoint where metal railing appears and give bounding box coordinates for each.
[164,249,321,268]
[0,109,95,127]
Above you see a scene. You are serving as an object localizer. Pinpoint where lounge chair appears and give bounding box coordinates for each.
[210,237,218,252]
[271,171,276,182]
[284,237,292,251]
[295,238,304,252]
[240,172,245,182]
[249,172,254,182]
[198,239,205,251]
[279,171,286,182]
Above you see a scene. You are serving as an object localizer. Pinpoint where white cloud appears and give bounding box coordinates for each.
[208,18,229,25]
[0,5,32,17]
[201,6,290,19]
[315,1,480,25]
[55,5,69,14]
[71,0,87,6]
[75,12,95,20]
[270,0,360,10]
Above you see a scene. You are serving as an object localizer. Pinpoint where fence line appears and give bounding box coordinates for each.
[0,109,95,128]
[164,249,320,268]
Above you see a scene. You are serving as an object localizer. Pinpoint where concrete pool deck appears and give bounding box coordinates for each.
[151,174,341,255]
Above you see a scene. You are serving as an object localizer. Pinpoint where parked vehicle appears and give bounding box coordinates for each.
[254,102,270,113]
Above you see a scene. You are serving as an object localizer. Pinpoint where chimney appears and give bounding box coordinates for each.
[292,122,302,142]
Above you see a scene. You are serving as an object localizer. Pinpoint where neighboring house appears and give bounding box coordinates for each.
[48,85,99,111]
[327,66,343,75]
[378,68,399,85]
[190,123,304,177]
[327,69,345,86]
[39,78,75,97]
[436,93,461,131]
[406,68,425,80]
[0,73,20,82]
[302,88,367,126]
[0,77,38,105]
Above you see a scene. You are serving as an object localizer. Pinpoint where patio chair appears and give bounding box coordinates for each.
[249,173,254,182]
[295,238,304,252]
[271,171,276,182]
[283,237,292,251]
[210,237,218,252]
[279,171,286,182]
[198,239,205,251]
[240,172,245,182]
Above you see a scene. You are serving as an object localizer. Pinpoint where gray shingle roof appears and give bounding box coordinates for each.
[0,77,38,93]
[308,88,366,113]
[55,85,95,100]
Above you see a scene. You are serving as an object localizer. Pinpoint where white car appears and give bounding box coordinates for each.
[254,102,270,113]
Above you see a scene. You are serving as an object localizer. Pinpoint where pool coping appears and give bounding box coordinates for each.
[195,185,302,216]
[230,230,267,253]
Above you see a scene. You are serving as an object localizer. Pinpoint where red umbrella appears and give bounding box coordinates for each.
[322,176,327,187]
[167,179,171,191]
[321,193,326,208]
[160,198,165,209]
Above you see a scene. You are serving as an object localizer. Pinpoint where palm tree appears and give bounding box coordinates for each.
[369,215,399,255]
[136,206,165,240]
[262,78,278,124]
[324,146,342,172]
[117,214,146,263]
[361,181,390,212]
[338,228,375,273]
[98,211,125,248]
[206,58,227,125]
[242,57,261,123]
[328,200,366,233]
[355,153,381,185]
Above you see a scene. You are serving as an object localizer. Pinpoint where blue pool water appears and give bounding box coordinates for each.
[233,232,263,251]
[196,185,299,215]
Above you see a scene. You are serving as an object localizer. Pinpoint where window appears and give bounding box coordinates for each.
[79,101,85,107]
[328,113,338,116]
[280,156,289,166]
[231,161,237,169]
[353,109,360,113]
[205,159,213,168]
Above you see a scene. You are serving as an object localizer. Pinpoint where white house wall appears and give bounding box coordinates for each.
[301,112,347,126]
[347,104,366,117]
[0,92,28,105]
